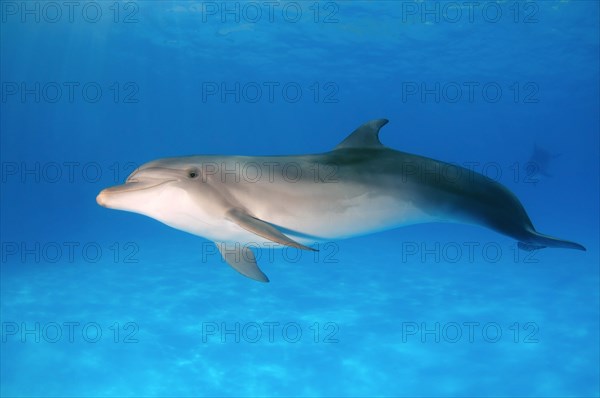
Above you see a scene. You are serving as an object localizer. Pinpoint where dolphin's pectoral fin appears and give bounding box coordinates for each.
[215,242,269,282]
[226,209,317,251]
[334,119,389,150]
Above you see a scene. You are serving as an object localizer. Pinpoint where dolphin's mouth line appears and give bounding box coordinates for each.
[129,179,177,191]
[103,179,177,194]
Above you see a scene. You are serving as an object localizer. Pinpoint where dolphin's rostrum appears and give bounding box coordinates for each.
[97,119,585,282]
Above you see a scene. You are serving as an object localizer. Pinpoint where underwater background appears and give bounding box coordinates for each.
[1,1,599,396]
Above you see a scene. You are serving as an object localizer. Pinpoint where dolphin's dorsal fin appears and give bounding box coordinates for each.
[334,119,389,150]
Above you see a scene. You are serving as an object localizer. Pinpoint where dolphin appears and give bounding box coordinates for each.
[96,119,585,282]
[528,143,561,178]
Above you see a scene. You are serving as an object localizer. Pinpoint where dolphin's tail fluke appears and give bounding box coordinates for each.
[519,229,586,251]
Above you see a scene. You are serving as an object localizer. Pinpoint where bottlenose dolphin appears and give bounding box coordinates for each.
[96,119,585,282]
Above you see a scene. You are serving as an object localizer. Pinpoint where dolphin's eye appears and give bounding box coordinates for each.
[188,169,199,179]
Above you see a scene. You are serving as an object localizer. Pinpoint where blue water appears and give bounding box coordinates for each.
[1,1,599,396]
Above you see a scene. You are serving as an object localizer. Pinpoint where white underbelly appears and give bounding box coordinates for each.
[159,182,434,246]
[247,192,432,243]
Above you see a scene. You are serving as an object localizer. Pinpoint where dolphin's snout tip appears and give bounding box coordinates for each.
[96,191,107,207]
